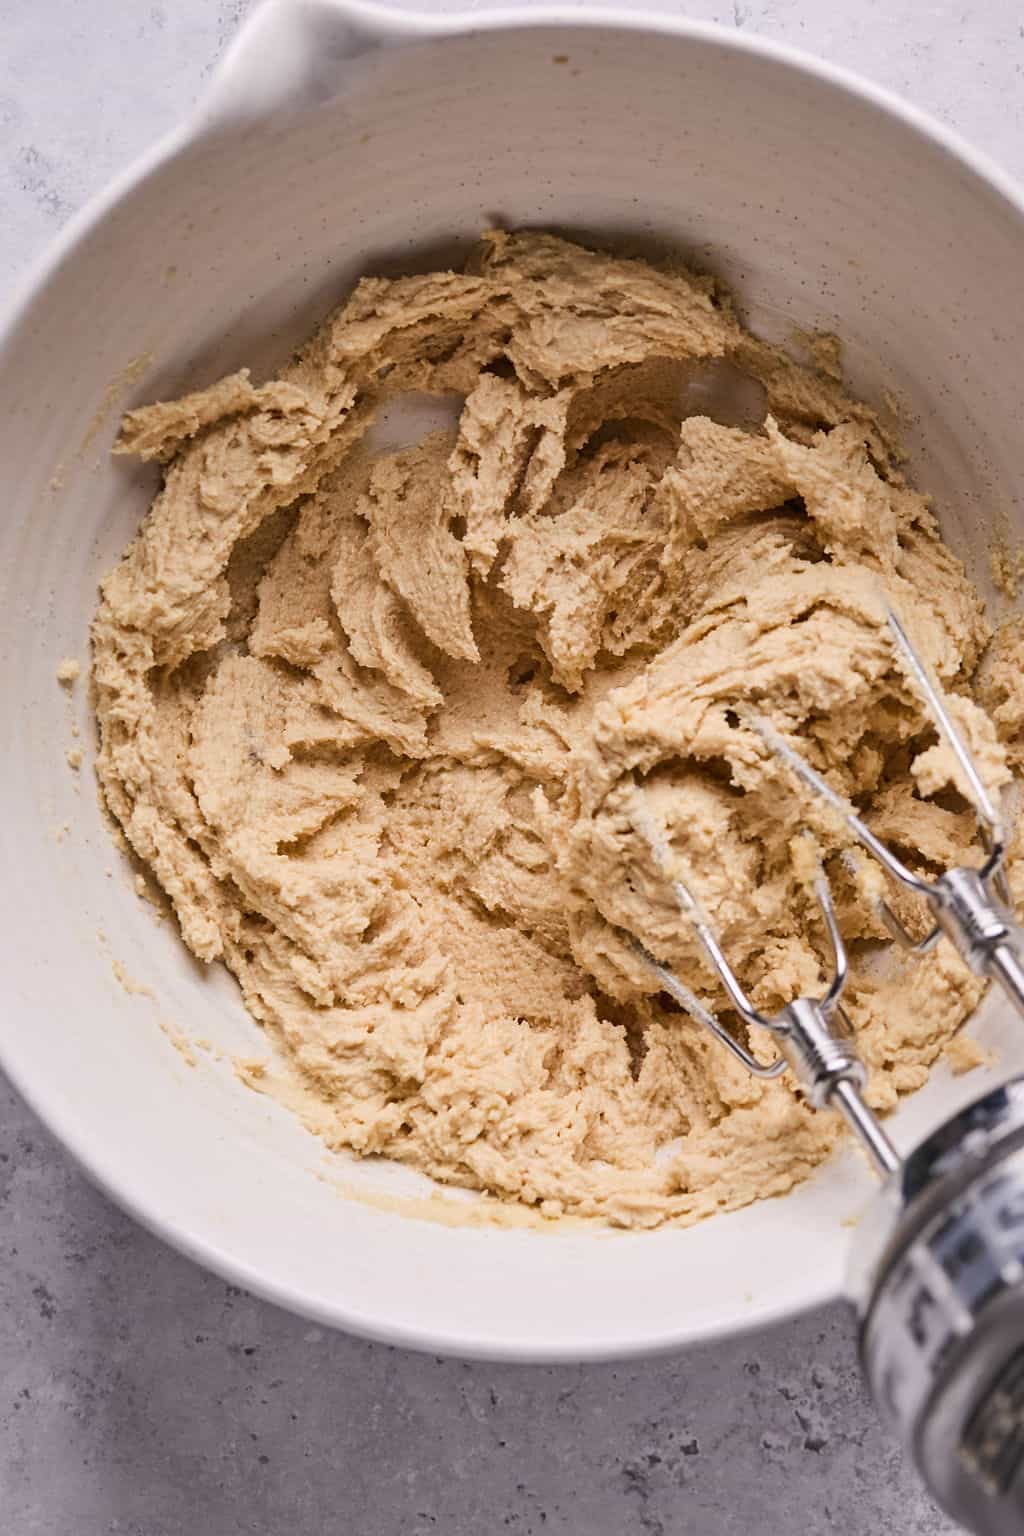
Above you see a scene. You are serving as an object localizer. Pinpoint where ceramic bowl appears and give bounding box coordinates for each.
[2,0,1022,1359]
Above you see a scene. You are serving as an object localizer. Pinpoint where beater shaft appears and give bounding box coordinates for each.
[930,867,1024,1013]
[987,943,1024,1016]
[830,1077,901,1176]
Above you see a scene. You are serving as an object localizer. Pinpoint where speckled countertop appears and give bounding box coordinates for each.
[2,3,1023,1532]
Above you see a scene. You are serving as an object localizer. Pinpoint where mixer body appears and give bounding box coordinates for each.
[856,1080,1024,1534]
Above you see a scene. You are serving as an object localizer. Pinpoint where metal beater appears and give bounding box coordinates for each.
[633,606,1024,1535]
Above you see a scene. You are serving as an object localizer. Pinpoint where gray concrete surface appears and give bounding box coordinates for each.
[3,1,1023,1530]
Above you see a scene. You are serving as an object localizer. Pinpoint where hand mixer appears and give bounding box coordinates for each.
[633,606,1024,1535]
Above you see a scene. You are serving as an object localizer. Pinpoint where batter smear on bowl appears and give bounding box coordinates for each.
[92,232,1024,1227]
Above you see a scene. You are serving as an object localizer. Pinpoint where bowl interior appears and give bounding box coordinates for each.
[1,16,1022,1358]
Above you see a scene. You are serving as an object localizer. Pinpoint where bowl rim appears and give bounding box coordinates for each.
[4,0,1024,1361]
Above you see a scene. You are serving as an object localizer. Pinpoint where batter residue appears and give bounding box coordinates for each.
[92,232,1021,1227]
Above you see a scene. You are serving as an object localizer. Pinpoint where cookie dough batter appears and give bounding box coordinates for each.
[93,232,1020,1227]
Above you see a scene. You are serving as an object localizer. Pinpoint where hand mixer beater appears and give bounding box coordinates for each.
[633,606,1024,1535]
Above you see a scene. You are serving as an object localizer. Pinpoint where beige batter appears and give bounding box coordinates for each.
[92,231,1023,1228]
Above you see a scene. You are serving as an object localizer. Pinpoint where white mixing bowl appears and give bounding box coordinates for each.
[2,0,1023,1361]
